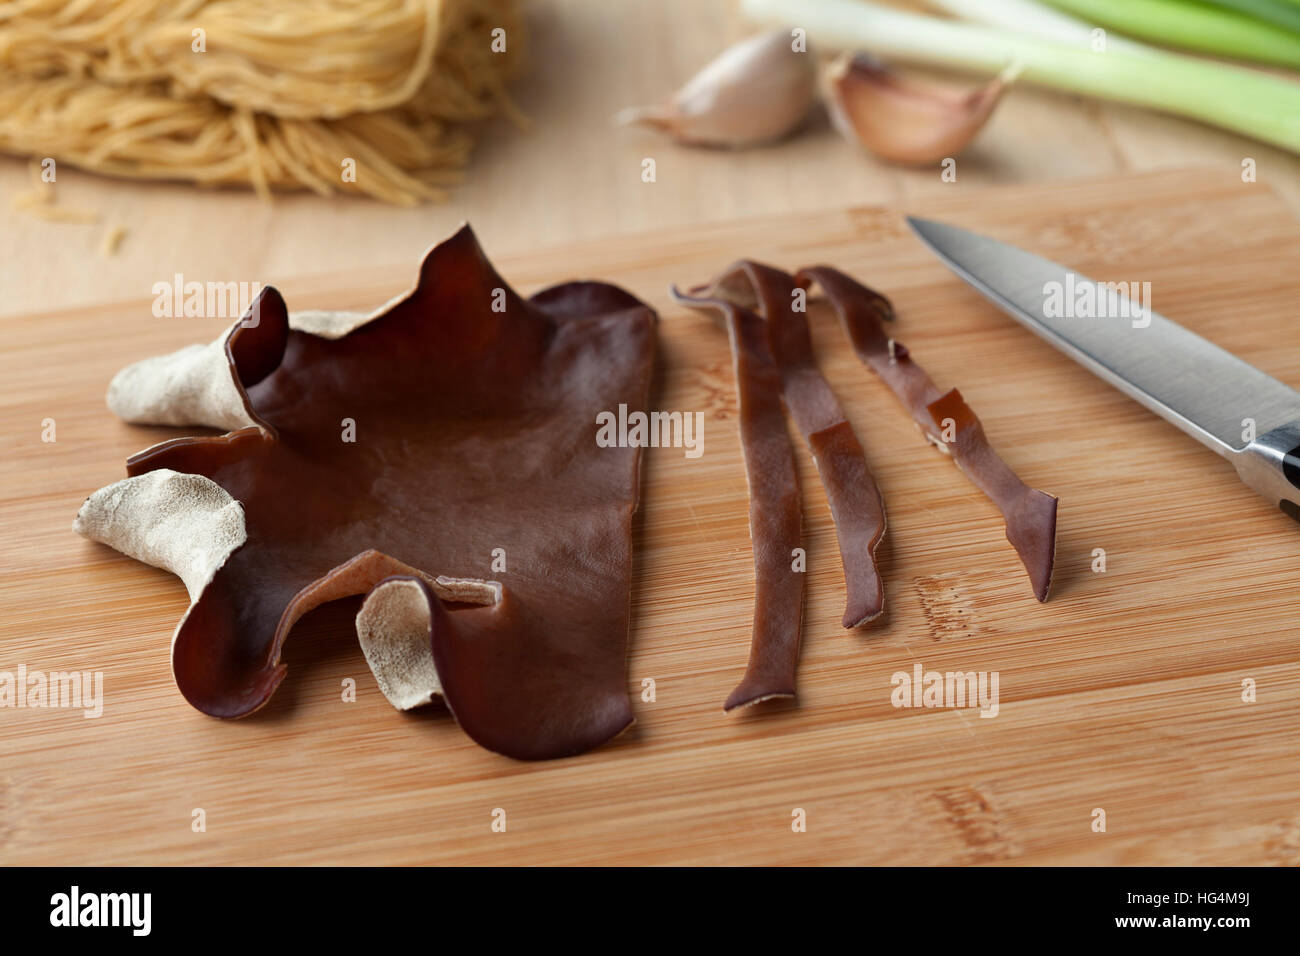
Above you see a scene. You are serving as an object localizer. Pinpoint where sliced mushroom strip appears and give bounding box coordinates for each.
[671,283,804,710]
[680,260,886,628]
[796,266,1056,601]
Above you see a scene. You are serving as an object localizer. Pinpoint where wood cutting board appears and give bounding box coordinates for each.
[3,168,1299,865]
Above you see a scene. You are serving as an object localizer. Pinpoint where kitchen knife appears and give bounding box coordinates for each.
[907,216,1300,521]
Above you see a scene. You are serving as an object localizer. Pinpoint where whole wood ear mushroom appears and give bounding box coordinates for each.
[75,225,657,761]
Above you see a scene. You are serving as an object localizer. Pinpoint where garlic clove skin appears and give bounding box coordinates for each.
[825,53,1019,166]
[615,30,817,148]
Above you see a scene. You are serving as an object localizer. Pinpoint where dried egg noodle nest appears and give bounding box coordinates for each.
[0,0,523,203]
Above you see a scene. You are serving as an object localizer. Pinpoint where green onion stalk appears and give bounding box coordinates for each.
[1041,0,1300,68]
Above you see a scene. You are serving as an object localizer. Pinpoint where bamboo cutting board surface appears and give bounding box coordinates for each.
[4,168,1300,865]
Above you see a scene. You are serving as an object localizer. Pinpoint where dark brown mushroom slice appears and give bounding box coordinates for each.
[103,225,658,760]
[796,265,1056,602]
[680,260,886,628]
[670,282,804,711]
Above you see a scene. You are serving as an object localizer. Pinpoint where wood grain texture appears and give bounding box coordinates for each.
[3,168,1300,865]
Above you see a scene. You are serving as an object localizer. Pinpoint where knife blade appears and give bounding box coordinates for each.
[906,216,1300,520]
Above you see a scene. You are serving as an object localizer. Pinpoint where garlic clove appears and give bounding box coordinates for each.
[615,30,817,148]
[825,53,1019,166]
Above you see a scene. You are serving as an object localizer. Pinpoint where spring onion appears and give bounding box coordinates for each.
[1041,0,1300,68]
[743,0,1300,154]
[1197,0,1300,35]
[923,0,1149,53]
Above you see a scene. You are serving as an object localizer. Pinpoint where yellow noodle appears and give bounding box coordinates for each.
[100,223,127,255]
[13,196,99,222]
[12,190,51,208]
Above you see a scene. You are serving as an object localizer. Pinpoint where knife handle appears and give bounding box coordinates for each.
[1233,423,1300,523]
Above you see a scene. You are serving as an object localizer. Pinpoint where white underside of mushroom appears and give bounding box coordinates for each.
[107,339,254,431]
[106,308,372,430]
[74,469,245,603]
[356,580,443,710]
[74,469,248,694]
